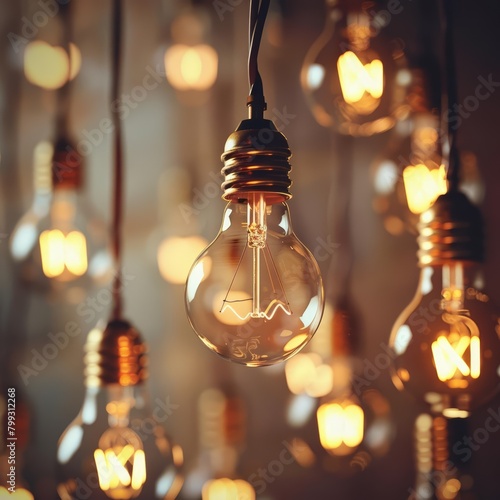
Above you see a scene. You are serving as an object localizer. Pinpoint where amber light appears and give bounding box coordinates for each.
[317,400,364,455]
[403,163,447,214]
[24,41,81,90]
[337,51,383,106]
[39,229,88,279]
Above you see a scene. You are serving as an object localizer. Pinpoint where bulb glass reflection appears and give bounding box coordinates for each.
[185,195,323,366]
[390,263,500,417]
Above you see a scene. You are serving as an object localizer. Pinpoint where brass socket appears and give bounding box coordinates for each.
[84,318,148,387]
[221,118,292,204]
[52,135,83,189]
[417,190,484,266]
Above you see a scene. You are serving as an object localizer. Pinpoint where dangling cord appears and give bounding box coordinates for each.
[441,0,460,191]
[55,1,73,139]
[247,0,270,119]
[111,0,124,319]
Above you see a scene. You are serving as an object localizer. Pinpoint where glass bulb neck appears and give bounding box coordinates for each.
[84,319,148,388]
[221,118,292,204]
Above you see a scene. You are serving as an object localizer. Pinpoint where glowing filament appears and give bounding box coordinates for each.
[317,402,364,452]
[40,229,88,278]
[337,51,383,104]
[219,195,292,323]
[432,335,481,382]
[94,445,146,497]
[403,163,447,214]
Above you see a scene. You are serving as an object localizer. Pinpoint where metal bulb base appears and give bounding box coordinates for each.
[221,118,292,204]
[417,189,484,266]
[84,318,148,387]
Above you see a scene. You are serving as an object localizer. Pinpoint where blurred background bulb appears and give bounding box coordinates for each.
[9,137,111,298]
[57,320,183,500]
[301,0,410,136]
[151,168,208,285]
[23,40,81,90]
[389,191,500,417]
[371,71,484,237]
[164,4,218,98]
[185,194,324,366]
[184,387,255,500]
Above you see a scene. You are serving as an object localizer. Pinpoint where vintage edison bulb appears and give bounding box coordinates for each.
[186,195,323,366]
[301,1,410,136]
[185,114,324,366]
[389,191,500,417]
[10,137,111,296]
[57,320,183,499]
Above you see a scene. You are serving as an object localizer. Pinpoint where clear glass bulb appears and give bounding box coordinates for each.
[301,3,410,136]
[57,323,183,500]
[390,262,500,417]
[10,140,111,297]
[185,194,324,366]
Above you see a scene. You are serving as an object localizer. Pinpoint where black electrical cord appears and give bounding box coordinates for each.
[247,0,270,119]
[441,0,460,190]
[111,0,124,319]
[55,1,72,138]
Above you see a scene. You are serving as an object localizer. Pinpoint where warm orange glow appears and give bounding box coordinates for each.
[403,163,447,214]
[213,290,251,326]
[202,478,255,500]
[165,44,218,91]
[94,445,146,498]
[432,334,480,383]
[317,401,364,454]
[24,41,81,90]
[39,229,88,279]
[157,235,208,284]
[337,51,383,104]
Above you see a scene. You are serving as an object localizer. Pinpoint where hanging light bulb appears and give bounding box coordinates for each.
[10,137,112,295]
[389,0,500,418]
[164,5,218,95]
[56,320,184,500]
[301,0,410,136]
[389,189,500,417]
[11,1,111,296]
[184,0,324,366]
